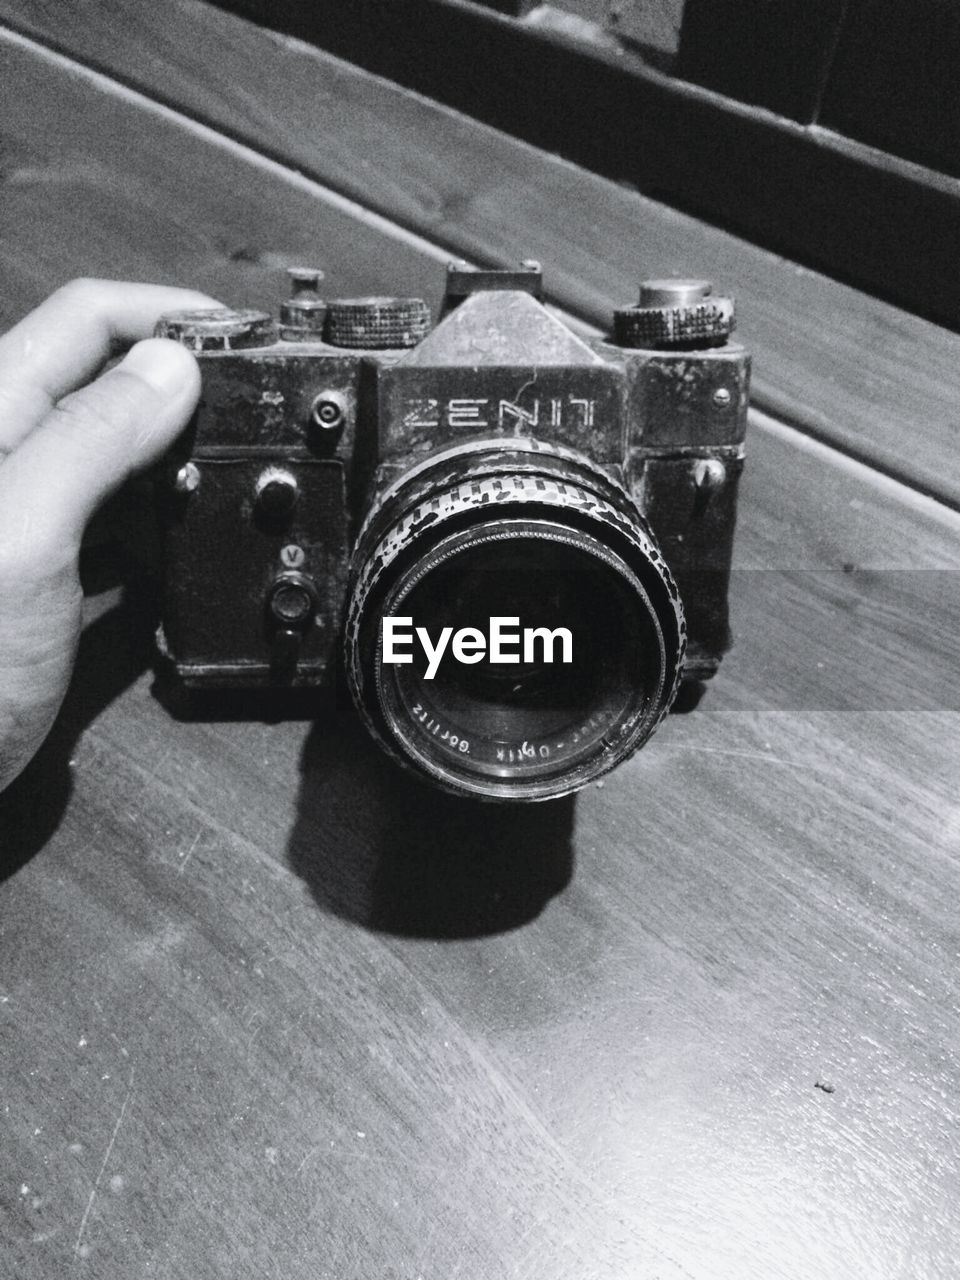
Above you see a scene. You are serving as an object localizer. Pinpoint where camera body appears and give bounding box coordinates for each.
[156,263,748,799]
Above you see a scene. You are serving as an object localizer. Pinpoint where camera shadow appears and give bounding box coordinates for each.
[1,546,575,934]
[286,699,575,939]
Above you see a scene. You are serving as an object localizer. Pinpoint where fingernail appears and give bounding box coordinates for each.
[119,337,197,398]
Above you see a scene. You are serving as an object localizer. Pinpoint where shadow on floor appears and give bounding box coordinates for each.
[1,554,575,936]
[286,698,575,939]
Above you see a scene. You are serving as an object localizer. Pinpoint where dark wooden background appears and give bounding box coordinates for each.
[474,0,960,182]
[1,5,959,1277]
[197,0,960,331]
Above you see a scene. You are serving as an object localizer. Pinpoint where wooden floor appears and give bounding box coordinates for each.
[0,8,958,1278]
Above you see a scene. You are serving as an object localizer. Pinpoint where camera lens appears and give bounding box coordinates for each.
[346,441,685,801]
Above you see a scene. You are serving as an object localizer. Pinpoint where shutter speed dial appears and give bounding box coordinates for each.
[613,279,734,349]
[323,297,431,349]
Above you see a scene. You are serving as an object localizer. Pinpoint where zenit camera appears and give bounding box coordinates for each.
[155,262,748,801]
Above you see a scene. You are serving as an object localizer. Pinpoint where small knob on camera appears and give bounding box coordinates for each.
[255,468,299,521]
[309,389,348,435]
[639,280,712,308]
[287,266,324,293]
[156,308,275,352]
[267,573,317,629]
[612,279,734,349]
[267,571,318,681]
[173,461,201,494]
[280,266,327,341]
[693,457,727,492]
[323,298,431,349]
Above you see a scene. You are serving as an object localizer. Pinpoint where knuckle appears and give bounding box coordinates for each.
[53,277,103,309]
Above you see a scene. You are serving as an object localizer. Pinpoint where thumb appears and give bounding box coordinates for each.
[3,337,201,550]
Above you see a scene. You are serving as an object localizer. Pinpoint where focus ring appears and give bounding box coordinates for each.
[345,466,687,795]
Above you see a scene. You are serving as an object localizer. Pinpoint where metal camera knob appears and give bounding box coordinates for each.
[280,266,327,341]
[612,279,735,349]
[155,308,275,352]
[255,468,299,521]
[323,297,431,349]
[268,574,316,629]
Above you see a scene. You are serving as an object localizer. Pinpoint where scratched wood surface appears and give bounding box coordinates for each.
[1,19,959,1280]
[3,1,960,511]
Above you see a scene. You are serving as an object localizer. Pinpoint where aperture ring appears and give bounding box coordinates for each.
[354,472,672,587]
[354,436,630,550]
[345,470,686,773]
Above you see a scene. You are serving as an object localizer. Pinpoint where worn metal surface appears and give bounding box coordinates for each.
[158,266,747,794]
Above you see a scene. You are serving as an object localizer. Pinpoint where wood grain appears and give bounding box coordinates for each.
[197,0,960,329]
[0,20,959,1280]
[2,4,959,515]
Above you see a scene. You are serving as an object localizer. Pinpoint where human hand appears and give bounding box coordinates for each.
[0,279,222,793]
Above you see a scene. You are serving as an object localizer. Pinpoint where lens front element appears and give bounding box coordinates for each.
[346,441,685,800]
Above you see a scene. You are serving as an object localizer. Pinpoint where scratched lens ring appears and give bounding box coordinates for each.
[345,450,686,801]
[347,464,686,691]
[346,467,686,755]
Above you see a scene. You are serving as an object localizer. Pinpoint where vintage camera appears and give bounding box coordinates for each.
[155,262,748,801]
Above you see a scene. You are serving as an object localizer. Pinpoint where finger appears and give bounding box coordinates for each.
[0,279,221,453]
[0,337,201,552]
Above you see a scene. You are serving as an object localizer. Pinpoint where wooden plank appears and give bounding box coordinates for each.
[1,26,960,1280]
[676,0,848,123]
[4,623,958,1276]
[820,0,960,179]
[472,0,538,14]
[178,0,960,332]
[0,44,453,333]
[2,6,959,517]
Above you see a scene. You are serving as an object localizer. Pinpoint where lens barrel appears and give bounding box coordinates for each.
[346,439,685,800]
